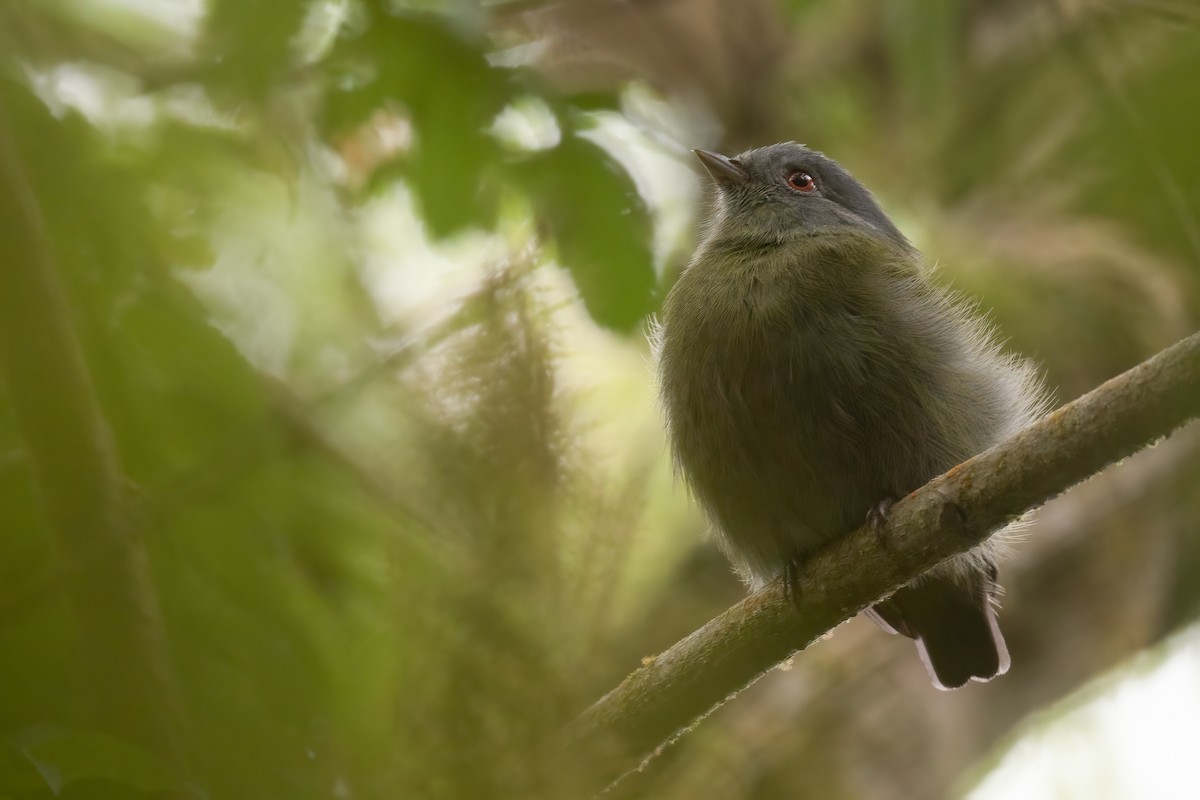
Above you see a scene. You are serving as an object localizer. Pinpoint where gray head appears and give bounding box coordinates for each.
[694,142,910,251]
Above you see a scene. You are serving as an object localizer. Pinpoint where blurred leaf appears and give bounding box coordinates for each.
[0,75,273,485]
[203,0,311,98]
[557,91,623,113]
[13,727,193,798]
[323,9,513,234]
[519,136,656,331]
[1072,45,1200,263]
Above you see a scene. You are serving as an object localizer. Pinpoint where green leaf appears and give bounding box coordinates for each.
[520,136,657,331]
[13,727,193,798]
[322,10,513,233]
[203,0,311,98]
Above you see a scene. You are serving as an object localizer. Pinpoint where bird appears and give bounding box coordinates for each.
[651,142,1048,689]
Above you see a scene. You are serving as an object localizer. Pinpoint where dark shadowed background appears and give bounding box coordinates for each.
[1,1,1198,798]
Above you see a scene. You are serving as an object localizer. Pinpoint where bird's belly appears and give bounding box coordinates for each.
[663,327,931,581]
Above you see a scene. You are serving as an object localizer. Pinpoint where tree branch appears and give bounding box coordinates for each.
[572,330,1200,790]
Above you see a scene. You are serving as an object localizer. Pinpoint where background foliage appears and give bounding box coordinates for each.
[0,1,1198,798]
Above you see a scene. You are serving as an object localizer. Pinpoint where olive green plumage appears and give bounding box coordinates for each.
[652,143,1048,689]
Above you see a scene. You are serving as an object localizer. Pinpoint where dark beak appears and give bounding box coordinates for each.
[693,149,749,185]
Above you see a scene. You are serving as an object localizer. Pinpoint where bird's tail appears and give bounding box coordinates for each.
[865,565,1009,690]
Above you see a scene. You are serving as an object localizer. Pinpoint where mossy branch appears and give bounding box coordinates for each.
[572,330,1200,790]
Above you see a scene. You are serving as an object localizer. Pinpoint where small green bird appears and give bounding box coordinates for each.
[653,142,1048,689]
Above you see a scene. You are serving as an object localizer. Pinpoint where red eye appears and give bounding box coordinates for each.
[786,171,816,192]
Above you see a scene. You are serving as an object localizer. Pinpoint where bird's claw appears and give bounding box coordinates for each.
[783,559,803,608]
[867,497,895,548]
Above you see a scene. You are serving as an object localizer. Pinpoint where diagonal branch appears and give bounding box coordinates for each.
[572,329,1200,791]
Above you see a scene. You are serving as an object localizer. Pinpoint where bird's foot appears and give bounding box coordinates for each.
[783,558,803,608]
[867,497,896,549]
